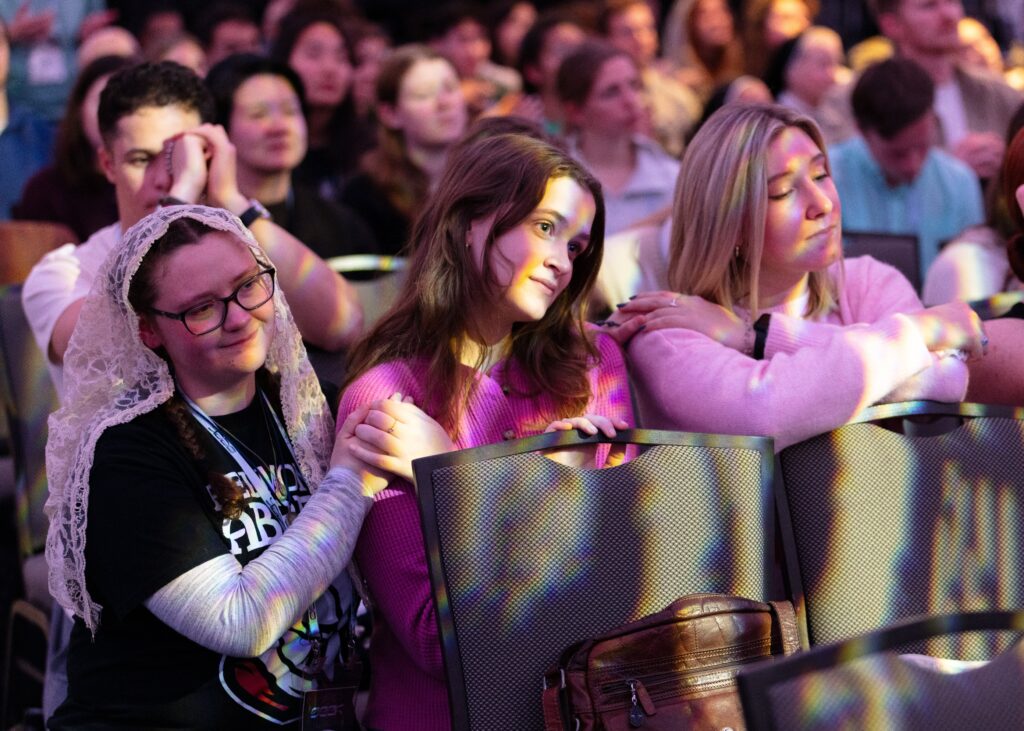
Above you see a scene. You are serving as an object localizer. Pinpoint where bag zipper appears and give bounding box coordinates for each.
[627,679,656,727]
[596,652,770,710]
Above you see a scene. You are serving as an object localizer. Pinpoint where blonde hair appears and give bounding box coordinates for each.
[668,102,838,318]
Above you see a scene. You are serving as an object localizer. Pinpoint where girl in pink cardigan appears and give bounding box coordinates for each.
[336,133,634,730]
[607,103,986,450]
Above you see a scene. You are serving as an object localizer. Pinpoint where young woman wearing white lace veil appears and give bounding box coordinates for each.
[45,204,387,729]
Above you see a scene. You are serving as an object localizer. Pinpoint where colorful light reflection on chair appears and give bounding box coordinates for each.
[777,401,1024,660]
[415,428,777,730]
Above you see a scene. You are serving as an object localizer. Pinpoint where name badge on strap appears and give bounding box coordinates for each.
[301,658,363,731]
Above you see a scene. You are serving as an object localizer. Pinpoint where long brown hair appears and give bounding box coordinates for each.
[1003,126,1024,280]
[56,54,137,188]
[343,133,606,433]
[361,45,450,220]
[742,0,818,77]
[686,0,744,85]
[271,2,365,176]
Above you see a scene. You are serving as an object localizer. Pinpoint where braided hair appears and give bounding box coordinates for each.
[128,217,285,519]
[159,368,284,519]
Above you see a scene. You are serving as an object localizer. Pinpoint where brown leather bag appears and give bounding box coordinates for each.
[541,594,801,731]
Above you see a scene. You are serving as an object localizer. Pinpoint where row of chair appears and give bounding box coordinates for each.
[0,220,1019,727]
[0,221,74,730]
[413,403,1024,730]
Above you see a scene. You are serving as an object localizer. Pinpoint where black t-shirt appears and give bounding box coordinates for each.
[51,395,353,730]
[337,172,412,257]
[266,183,381,262]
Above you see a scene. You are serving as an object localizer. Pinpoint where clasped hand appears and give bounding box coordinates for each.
[906,300,987,359]
[332,394,632,484]
[331,392,456,483]
[164,124,249,214]
[543,413,630,468]
[599,290,748,350]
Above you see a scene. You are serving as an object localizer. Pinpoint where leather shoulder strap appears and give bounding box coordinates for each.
[769,599,802,654]
[542,673,567,731]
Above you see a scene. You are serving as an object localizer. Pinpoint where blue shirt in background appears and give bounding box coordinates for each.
[828,135,985,280]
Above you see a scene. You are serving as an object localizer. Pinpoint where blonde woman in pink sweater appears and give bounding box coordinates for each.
[336,133,634,730]
[609,103,986,450]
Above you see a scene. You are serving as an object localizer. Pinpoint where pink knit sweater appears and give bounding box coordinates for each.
[338,333,633,730]
[630,256,969,451]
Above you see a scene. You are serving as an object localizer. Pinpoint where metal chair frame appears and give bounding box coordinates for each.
[414,428,777,730]
[738,610,1024,731]
[775,400,1024,652]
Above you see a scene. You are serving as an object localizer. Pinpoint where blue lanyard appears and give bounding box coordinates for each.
[181,389,306,524]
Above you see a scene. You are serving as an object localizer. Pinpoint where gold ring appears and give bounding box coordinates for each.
[387,418,397,434]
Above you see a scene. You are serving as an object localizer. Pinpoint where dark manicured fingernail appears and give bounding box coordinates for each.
[636,325,646,332]
[628,295,637,300]
[594,319,608,326]
[602,321,620,327]
[616,302,629,308]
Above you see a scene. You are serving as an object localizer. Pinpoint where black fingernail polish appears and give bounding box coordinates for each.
[616,302,627,308]
[604,321,620,327]
[629,295,637,300]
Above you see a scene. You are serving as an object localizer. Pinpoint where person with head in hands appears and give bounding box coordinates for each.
[828,57,985,282]
[825,0,1022,180]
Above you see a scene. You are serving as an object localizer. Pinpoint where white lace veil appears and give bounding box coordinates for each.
[45,204,334,633]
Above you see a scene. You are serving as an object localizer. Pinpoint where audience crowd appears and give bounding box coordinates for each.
[2,0,1024,728]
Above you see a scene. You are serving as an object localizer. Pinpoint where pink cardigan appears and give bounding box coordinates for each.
[630,256,969,451]
[338,333,633,730]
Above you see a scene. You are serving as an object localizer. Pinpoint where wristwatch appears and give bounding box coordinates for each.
[752,314,771,360]
[239,199,272,227]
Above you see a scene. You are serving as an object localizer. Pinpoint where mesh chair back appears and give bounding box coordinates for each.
[738,610,1024,731]
[0,285,58,560]
[842,231,921,291]
[415,428,777,730]
[326,254,407,328]
[306,256,408,386]
[777,401,1024,660]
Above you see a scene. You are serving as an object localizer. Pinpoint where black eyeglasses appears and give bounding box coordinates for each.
[148,268,276,336]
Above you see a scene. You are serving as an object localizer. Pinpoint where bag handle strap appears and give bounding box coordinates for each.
[542,669,568,731]
[769,600,802,654]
